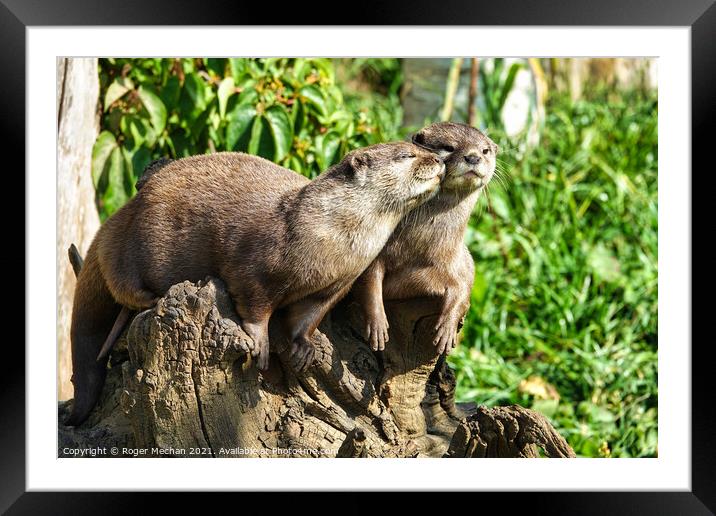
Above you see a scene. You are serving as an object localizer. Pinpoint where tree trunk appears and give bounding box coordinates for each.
[59,276,575,458]
[57,57,101,400]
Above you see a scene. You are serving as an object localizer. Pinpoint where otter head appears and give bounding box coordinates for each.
[412,122,498,194]
[343,141,445,213]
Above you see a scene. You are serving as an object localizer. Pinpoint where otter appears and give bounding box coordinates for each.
[134,157,173,190]
[66,143,445,426]
[352,122,497,354]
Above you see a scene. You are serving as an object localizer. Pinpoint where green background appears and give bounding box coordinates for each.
[92,58,657,458]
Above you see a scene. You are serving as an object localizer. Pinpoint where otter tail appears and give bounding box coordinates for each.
[64,242,122,427]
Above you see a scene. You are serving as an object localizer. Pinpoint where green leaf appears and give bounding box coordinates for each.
[229,58,248,83]
[188,108,212,146]
[217,77,236,120]
[314,131,341,170]
[311,59,335,82]
[226,104,257,150]
[103,77,133,112]
[128,117,149,148]
[130,146,151,183]
[288,155,304,175]
[248,116,274,160]
[248,115,264,156]
[138,86,167,133]
[91,131,118,187]
[120,115,146,149]
[264,105,293,162]
[160,75,181,110]
[292,59,309,81]
[497,62,522,112]
[205,58,226,77]
[179,73,208,122]
[102,147,129,217]
[237,86,259,107]
[120,146,137,195]
[299,85,328,117]
[290,100,305,133]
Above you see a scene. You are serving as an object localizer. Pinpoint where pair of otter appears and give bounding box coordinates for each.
[66,122,497,426]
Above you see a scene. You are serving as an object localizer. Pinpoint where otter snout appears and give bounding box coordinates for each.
[464,154,481,165]
[416,152,445,180]
[425,153,444,172]
[435,157,446,180]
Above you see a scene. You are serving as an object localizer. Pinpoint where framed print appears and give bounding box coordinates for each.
[6,0,713,512]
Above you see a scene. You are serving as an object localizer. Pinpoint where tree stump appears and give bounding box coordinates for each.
[59,276,575,458]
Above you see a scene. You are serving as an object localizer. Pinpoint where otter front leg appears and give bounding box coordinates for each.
[228,280,274,369]
[229,292,272,369]
[235,312,271,370]
[352,259,390,351]
[433,283,471,355]
[284,285,352,372]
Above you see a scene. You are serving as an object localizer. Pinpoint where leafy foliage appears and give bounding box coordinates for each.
[450,88,658,457]
[93,58,402,220]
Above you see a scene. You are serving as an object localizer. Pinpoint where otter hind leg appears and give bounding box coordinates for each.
[111,286,158,311]
[432,277,472,355]
[434,250,475,355]
[352,260,390,351]
[289,335,316,373]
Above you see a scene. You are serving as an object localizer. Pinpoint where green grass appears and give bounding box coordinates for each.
[449,88,658,458]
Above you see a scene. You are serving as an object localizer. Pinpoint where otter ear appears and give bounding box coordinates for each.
[348,153,370,183]
[412,131,439,152]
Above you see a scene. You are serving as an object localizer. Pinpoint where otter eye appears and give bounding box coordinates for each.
[482,147,491,155]
[442,145,455,153]
[395,152,416,161]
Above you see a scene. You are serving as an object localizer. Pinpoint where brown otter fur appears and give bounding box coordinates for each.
[134,157,173,190]
[352,122,498,354]
[66,144,444,426]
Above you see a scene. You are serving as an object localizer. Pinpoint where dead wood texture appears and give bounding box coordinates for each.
[57,57,101,400]
[59,277,575,458]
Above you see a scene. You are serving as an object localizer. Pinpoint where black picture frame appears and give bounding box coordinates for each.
[6,0,712,513]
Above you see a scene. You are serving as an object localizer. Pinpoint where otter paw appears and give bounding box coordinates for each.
[289,339,315,373]
[433,319,458,355]
[241,324,262,357]
[244,337,256,356]
[256,339,270,370]
[366,315,390,351]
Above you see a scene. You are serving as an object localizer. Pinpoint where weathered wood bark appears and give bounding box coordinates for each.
[59,275,575,458]
[445,405,576,458]
[57,57,101,400]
